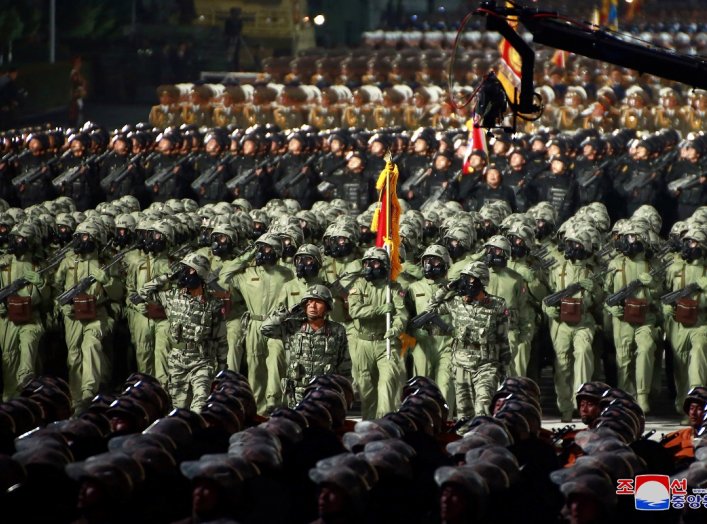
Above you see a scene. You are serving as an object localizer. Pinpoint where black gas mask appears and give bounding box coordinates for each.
[331,237,354,258]
[114,229,133,249]
[359,227,376,245]
[211,235,232,258]
[176,266,201,289]
[148,233,168,254]
[281,240,297,259]
[618,234,644,258]
[198,227,212,247]
[252,223,266,240]
[363,260,388,282]
[478,221,498,241]
[445,239,467,261]
[484,247,507,268]
[8,236,29,256]
[564,240,590,262]
[423,223,439,243]
[295,255,320,279]
[423,257,446,279]
[681,239,704,262]
[535,220,553,241]
[509,236,529,259]
[255,245,278,266]
[668,235,683,253]
[74,235,97,255]
[0,226,9,246]
[458,275,483,298]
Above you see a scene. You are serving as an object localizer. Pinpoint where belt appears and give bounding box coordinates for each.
[357,332,385,342]
[172,341,200,351]
[250,314,266,321]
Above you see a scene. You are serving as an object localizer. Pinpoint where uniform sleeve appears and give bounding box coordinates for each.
[391,285,409,333]
[137,274,170,303]
[102,263,124,302]
[260,308,291,339]
[347,281,379,319]
[51,258,69,293]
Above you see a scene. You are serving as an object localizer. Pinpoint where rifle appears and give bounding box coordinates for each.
[190,155,231,193]
[667,174,701,195]
[57,247,133,306]
[420,182,450,210]
[551,424,576,445]
[11,156,60,188]
[408,310,453,334]
[400,167,432,194]
[543,268,613,308]
[0,241,75,302]
[596,243,614,259]
[225,156,276,193]
[99,152,144,193]
[530,255,556,273]
[144,152,195,191]
[52,150,110,191]
[575,157,612,189]
[660,283,700,305]
[326,270,362,300]
[605,258,672,307]
[274,154,317,197]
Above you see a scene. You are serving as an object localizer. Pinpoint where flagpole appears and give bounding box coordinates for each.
[384,152,392,361]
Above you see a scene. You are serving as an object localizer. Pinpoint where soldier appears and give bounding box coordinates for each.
[603,221,663,412]
[15,132,57,208]
[618,137,662,217]
[192,130,232,205]
[181,84,215,128]
[660,386,707,468]
[212,84,252,128]
[542,228,598,422]
[342,85,380,129]
[148,85,182,129]
[574,136,610,207]
[273,85,307,130]
[325,151,374,214]
[277,243,326,310]
[148,130,195,202]
[0,223,48,400]
[136,253,227,411]
[471,164,517,212]
[53,220,123,410]
[124,220,173,383]
[229,130,273,208]
[427,261,510,418]
[407,150,458,210]
[55,132,102,212]
[530,155,578,223]
[261,285,350,407]
[663,228,707,414]
[667,139,707,220]
[348,247,408,419]
[273,131,319,209]
[405,244,455,405]
[219,233,294,414]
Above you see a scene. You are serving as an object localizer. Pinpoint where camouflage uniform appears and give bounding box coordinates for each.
[261,285,351,407]
[429,261,510,417]
[137,253,227,412]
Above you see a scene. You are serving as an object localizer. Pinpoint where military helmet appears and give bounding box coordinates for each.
[632,204,662,234]
[460,261,490,286]
[576,382,611,404]
[294,243,323,266]
[152,220,175,245]
[118,195,140,212]
[180,253,210,280]
[231,198,253,212]
[362,247,390,267]
[211,224,238,244]
[55,212,77,229]
[255,232,283,257]
[421,244,452,269]
[669,220,689,238]
[11,222,39,241]
[484,235,512,258]
[301,284,334,310]
[115,213,137,231]
[565,228,593,253]
[506,223,535,247]
[683,227,707,249]
[75,220,106,244]
[682,387,707,415]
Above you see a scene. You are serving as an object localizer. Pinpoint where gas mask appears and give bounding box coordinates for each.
[363,261,387,282]
[198,228,212,247]
[281,240,297,259]
[618,235,644,258]
[295,256,320,278]
[0,227,8,246]
[423,223,439,243]
[176,266,201,289]
[564,241,590,262]
[484,248,507,268]
[668,235,682,253]
[458,276,483,298]
[114,229,133,249]
[509,237,529,259]
[536,220,553,241]
[74,237,97,255]
[478,221,498,241]
[359,228,376,244]
[8,236,29,256]
[331,238,354,258]
[445,239,467,261]
[255,246,278,266]
[148,235,167,254]
[252,224,266,240]
[681,240,703,262]
[423,258,446,279]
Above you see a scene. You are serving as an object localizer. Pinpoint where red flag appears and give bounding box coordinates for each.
[462,114,488,175]
[370,155,402,282]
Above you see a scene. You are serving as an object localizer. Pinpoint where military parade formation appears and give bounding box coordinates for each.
[0,14,707,523]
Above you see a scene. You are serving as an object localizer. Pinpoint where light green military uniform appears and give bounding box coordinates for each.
[137,255,227,412]
[603,248,662,408]
[663,246,707,413]
[348,249,409,419]
[0,251,48,399]
[220,237,294,414]
[428,262,510,417]
[53,249,123,408]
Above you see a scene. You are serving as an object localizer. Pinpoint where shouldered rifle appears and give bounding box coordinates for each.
[225,156,275,192]
[623,168,658,194]
[11,156,60,188]
[660,283,700,305]
[190,155,231,192]
[57,248,132,306]
[576,157,613,188]
[99,152,144,193]
[326,270,362,300]
[318,154,348,179]
[0,242,75,302]
[543,268,612,308]
[520,161,549,187]
[400,167,432,194]
[51,150,110,190]
[667,173,701,194]
[409,310,453,334]
[551,424,576,444]
[605,258,672,307]
[144,152,195,190]
[530,245,549,259]
[531,255,556,273]
[274,154,317,196]
[168,243,193,261]
[596,243,615,259]
[421,182,450,210]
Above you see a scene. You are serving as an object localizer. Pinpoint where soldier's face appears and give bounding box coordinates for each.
[113,139,129,155]
[567,493,602,524]
[205,139,220,155]
[413,139,428,154]
[347,156,364,172]
[318,484,348,518]
[71,140,85,157]
[242,140,256,155]
[330,138,344,154]
[688,402,704,428]
[509,153,525,169]
[369,141,384,155]
[157,139,173,154]
[28,138,44,155]
[578,398,599,424]
[486,169,501,187]
[288,139,302,154]
[434,156,450,171]
[440,484,469,522]
[550,160,565,174]
[306,298,327,320]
